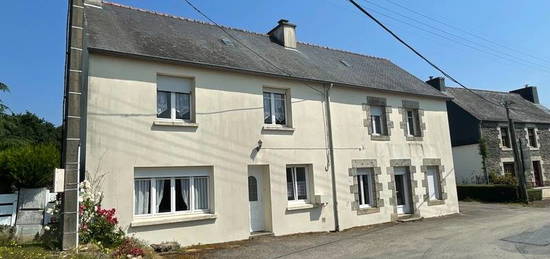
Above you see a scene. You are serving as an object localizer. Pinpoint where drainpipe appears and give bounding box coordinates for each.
[325,83,339,232]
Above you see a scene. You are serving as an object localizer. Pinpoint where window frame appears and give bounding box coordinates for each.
[133,176,210,217]
[370,105,387,136]
[500,127,512,149]
[156,91,193,122]
[426,166,442,201]
[405,109,420,137]
[356,168,376,208]
[286,166,310,204]
[503,162,515,176]
[527,128,538,148]
[263,88,289,126]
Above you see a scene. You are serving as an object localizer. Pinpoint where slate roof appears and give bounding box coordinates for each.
[445,87,550,124]
[83,2,448,99]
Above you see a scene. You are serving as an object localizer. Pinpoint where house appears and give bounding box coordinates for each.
[61,0,459,247]
[426,77,550,188]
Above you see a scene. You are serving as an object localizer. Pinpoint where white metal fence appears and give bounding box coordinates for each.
[0,193,18,226]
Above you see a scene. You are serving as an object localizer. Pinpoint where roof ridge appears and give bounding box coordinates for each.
[102,1,269,37]
[102,1,388,61]
[448,86,517,95]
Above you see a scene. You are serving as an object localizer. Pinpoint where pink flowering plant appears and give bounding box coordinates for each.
[79,179,124,248]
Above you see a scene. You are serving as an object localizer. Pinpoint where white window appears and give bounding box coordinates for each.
[263,89,288,125]
[426,166,442,201]
[134,176,209,216]
[370,106,387,136]
[286,166,309,203]
[357,168,376,208]
[406,109,420,137]
[157,75,193,121]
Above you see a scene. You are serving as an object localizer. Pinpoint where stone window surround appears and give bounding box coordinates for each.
[496,124,513,151]
[363,96,394,141]
[349,159,384,215]
[398,100,426,141]
[420,159,448,206]
[530,156,546,186]
[387,159,420,219]
[524,126,540,151]
[500,157,515,176]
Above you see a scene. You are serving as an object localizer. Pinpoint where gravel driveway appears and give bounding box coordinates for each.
[196,202,550,259]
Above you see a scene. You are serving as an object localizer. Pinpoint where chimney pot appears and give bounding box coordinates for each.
[268,19,297,49]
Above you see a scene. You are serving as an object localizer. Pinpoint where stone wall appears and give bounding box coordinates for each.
[481,122,550,187]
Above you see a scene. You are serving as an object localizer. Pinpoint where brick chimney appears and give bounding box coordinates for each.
[510,85,539,104]
[426,76,446,91]
[268,19,297,49]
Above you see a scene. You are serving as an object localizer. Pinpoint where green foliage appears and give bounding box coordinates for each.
[457,184,518,202]
[0,82,8,114]
[478,137,488,175]
[528,188,542,202]
[0,144,60,189]
[488,172,518,185]
[0,112,61,152]
[111,237,148,258]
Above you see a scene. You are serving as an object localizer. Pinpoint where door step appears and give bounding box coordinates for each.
[250,231,273,239]
[396,215,423,223]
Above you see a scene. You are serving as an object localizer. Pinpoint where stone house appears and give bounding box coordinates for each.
[61,1,459,247]
[426,77,550,188]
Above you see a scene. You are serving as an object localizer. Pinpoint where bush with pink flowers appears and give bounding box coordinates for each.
[79,179,124,248]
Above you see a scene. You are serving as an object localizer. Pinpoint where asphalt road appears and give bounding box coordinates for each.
[203,202,550,258]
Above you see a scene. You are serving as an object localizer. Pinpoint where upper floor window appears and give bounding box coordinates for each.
[406,109,421,137]
[286,166,309,203]
[500,127,511,148]
[527,128,538,148]
[157,76,193,121]
[263,89,288,126]
[356,168,376,208]
[370,106,387,136]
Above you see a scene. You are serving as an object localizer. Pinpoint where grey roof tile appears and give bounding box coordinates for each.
[84,2,448,99]
[445,87,550,124]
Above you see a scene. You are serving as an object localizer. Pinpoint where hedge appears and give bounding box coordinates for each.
[457,185,543,202]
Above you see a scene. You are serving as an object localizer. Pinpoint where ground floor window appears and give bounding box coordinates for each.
[134,176,209,215]
[357,168,376,208]
[286,166,309,202]
[503,162,515,176]
[426,166,442,201]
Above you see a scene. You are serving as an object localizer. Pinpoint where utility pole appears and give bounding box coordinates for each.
[504,101,529,203]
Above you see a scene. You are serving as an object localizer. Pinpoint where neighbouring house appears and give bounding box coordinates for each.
[426,77,550,188]
[61,0,459,247]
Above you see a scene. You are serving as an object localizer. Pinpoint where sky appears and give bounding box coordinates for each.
[1,0,550,126]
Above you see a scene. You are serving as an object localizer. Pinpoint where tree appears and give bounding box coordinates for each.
[0,112,61,151]
[0,144,60,189]
[0,82,8,114]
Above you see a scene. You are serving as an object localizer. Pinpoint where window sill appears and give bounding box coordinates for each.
[427,200,445,206]
[406,136,423,141]
[357,207,380,215]
[286,203,317,211]
[370,135,390,141]
[153,120,198,128]
[262,125,295,132]
[131,213,216,227]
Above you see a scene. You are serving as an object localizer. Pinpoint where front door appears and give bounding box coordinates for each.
[394,167,412,214]
[248,170,265,232]
[533,161,544,187]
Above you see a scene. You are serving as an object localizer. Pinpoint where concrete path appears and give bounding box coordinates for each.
[202,202,550,258]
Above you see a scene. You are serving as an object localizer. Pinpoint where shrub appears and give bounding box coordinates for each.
[528,189,542,202]
[489,172,517,185]
[79,180,124,248]
[0,144,59,189]
[111,237,146,258]
[40,196,62,250]
[457,184,518,202]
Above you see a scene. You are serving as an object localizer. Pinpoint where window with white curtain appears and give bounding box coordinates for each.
[286,166,309,203]
[263,88,289,126]
[134,176,209,215]
[157,75,193,121]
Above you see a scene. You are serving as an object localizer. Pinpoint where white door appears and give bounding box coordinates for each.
[248,170,265,232]
[394,167,412,214]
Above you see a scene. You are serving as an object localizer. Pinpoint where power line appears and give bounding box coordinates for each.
[346,0,504,108]
[384,0,550,65]
[361,0,550,72]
